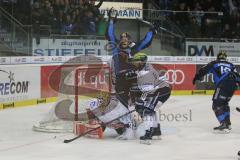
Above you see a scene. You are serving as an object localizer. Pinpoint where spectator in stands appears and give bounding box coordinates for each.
[89,0,101,7]
[234,22,240,39]
[72,16,84,35]
[3,0,240,39]
[41,0,54,24]
[222,23,234,39]
[158,0,174,10]
[88,0,103,17]
[32,1,43,24]
[173,2,190,34]
[191,1,204,24]
[222,0,230,14]
[97,14,107,36]
[188,16,201,38]
[202,8,222,38]
[58,0,67,11]
[82,9,97,35]
[87,0,103,34]
[60,14,76,35]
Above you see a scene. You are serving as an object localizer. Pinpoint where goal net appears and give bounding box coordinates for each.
[33,63,112,133]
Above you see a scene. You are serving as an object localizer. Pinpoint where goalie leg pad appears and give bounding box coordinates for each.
[73,121,104,139]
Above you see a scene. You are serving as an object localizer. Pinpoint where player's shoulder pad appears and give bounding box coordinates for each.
[206,60,217,68]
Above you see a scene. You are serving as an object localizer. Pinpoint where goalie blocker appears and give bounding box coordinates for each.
[73,109,105,139]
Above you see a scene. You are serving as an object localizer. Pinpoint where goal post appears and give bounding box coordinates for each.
[33,63,112,133]
[73,65,112,121]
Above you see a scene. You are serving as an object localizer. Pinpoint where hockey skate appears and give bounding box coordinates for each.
[225,117,232,130]
[227,125,232,130]
[213,122,231,134]
[152,124,162,140]
[140,128,154,145]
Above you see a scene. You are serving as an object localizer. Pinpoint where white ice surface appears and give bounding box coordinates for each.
[0,95,240,160]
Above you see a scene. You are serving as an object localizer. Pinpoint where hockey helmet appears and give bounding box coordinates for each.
[217,50,227,60]
[120,32,131,40]
[119,32,132,49]
[132,52,148,62]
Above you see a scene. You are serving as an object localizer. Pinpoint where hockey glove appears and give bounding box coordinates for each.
[150,22,159,35]
[107,7,118,23]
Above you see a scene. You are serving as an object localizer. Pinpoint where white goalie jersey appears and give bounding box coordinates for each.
[87,95,133,129]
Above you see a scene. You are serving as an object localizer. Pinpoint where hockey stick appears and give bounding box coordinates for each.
[136,18,154,28]
[136,18,184,38]
[63,109,136,143]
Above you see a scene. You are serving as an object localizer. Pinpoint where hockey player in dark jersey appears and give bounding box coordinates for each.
[105,8,157,108]
[192,51,239,133]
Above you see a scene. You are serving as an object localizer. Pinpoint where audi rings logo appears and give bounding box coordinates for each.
[165,70,185,84]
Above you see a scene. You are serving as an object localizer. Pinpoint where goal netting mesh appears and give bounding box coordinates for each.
[33,62,111,133]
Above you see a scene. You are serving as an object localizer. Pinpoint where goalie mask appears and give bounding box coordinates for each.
[88,91,111,113]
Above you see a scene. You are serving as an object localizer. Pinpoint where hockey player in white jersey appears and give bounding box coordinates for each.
[128,52,171,144]
[87,92,136,140]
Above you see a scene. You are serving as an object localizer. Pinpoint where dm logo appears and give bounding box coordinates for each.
[188,45,214,56]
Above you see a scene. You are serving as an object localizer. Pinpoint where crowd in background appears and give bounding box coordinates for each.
[156,0,240,39]
[31,0,105,36]
[0,0,240,39]
[1,0,106,36]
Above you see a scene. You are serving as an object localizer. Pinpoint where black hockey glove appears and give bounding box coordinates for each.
[107,7,118,23]
[150,22,158,35]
